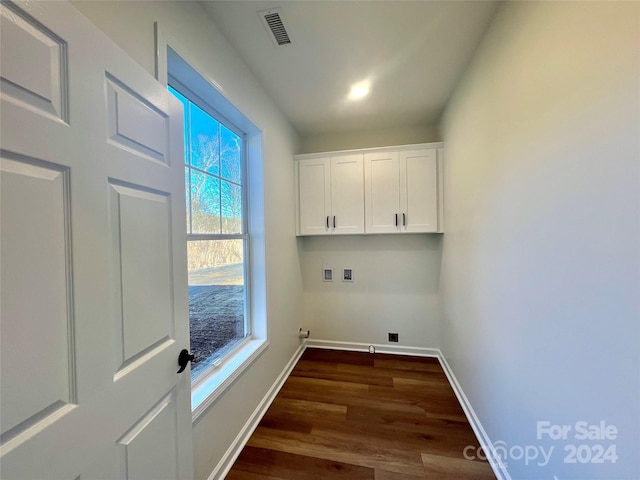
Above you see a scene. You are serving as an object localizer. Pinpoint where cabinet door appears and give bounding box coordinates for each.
[297,158,331,235]
[331,154,364,234]
[364,151,400,233]
[400,149,438,232]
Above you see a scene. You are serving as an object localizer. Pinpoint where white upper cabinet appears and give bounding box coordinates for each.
[296,154,364,235]
[296,143,442,236]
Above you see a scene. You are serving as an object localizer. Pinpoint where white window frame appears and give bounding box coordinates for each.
[166,47,268,421]
[170,78,252,380]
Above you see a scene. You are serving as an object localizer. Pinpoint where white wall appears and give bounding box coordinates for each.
[71,2,302,478]
[440,2,639,479]
[298,127,444,352]
[298,123,441,154]
[300,235,442,349]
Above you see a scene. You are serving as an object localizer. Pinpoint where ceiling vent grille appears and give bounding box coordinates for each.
[258,8,292,47]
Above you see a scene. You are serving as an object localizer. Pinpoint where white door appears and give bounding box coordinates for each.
[400,149,438,233]
[0,2,193,479]
[297,158,331,235]
[330,154,364,235]
[364,151,400,233]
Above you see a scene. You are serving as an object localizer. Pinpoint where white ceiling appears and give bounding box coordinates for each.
[201,1,500,137]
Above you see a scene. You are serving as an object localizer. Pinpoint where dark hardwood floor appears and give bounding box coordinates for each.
[226,349,495,479]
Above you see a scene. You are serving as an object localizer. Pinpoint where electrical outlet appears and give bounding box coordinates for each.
[342,268,353,282]
[323,267,333,282]
[388,332,399,343]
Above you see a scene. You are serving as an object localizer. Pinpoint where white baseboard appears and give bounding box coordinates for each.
[304,338,440,358]
[434,353,511,480]
[207,342,307,480]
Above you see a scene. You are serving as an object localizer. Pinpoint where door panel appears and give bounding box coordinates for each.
[0,2,193,478]
[0,3,67,121]
[117,390,179,480]
[109,182,174,369]
[106,74,169,164]
[0,154,75,440]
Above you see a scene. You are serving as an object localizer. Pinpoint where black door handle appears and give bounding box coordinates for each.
[177,349,194,373]
[403,213,406,226]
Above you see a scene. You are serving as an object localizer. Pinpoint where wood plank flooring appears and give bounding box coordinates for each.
[226,349,495,479]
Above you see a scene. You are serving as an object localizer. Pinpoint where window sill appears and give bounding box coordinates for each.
[191,337,269,422]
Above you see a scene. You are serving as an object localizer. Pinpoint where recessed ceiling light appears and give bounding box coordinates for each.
[348,81,370,101]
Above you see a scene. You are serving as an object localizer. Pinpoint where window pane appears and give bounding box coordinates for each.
[189,102,220,175]
[188,239,247,379]
[220,124,242,184]
[191,170,220,234]
[221,179,242,234]
[168,83,249,385]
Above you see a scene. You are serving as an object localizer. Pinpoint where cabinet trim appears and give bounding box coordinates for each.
[294,142,443,161]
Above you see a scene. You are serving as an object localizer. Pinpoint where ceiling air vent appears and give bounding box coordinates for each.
[258,8,293,47]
